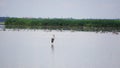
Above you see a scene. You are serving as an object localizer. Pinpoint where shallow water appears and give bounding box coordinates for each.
[0,28,120,68]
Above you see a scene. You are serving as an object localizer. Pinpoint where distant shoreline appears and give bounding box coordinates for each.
[5,17,120,27]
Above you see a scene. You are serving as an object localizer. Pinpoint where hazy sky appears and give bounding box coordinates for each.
[0,0,120,19]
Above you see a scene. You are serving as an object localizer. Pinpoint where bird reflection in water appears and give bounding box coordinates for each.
[51,44,54,52]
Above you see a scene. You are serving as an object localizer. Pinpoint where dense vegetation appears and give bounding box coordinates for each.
[5,17,120,27]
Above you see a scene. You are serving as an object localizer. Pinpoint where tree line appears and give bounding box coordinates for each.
[5,17,120,27]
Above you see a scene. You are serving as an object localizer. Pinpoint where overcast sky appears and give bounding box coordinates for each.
[0,0,120,19]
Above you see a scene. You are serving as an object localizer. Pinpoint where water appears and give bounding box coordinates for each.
[0,25,120,68]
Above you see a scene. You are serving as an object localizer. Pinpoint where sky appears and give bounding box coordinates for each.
[0,0,120,19]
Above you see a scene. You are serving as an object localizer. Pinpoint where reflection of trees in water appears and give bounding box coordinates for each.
[4,25,120,34]
[0,25,6,31]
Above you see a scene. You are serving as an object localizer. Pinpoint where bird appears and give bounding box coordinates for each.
[51,34,55,44]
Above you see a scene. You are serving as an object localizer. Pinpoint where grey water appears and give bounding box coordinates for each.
[0,25,120,68]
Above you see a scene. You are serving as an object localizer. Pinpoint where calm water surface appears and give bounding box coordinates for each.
[0,28,120,68]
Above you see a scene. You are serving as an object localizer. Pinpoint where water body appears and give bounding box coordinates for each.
[0,25,120,68]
